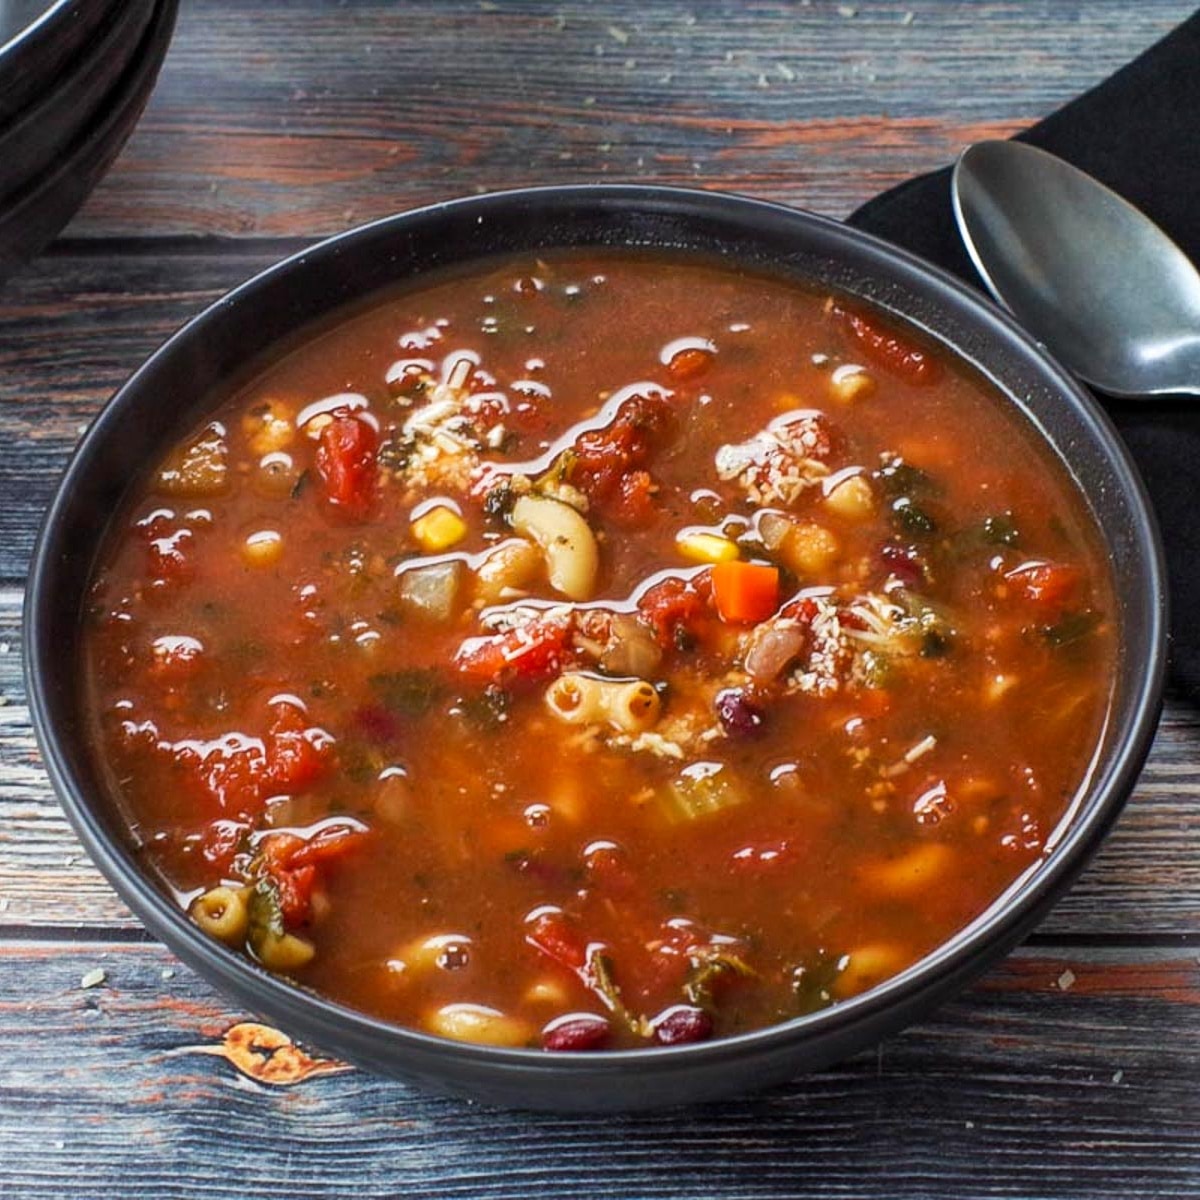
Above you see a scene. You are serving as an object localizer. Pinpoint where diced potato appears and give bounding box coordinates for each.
[664,762,747,822]
[549,771,586,824]
[412,505,467,552]
[241,529,283,568]
[156,423,228,496]
[781,521,839,577]
[475,537,543,605]
[828,364,877,403]
[511,494,598,601]
[862,842,952,895]
[832,943,908,997]
[676,531,739,564]
[397,559,465,623]
[758,511,793,552]
[823,474,875,520]
[425,1003,533,1047]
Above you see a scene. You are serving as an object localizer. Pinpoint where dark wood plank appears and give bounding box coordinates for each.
[1,939,1197,1199]
[51,0,1195,241]
[2,587,1199,935]
[0,248,282,579]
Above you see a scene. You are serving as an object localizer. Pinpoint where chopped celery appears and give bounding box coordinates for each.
[664,762,747,822]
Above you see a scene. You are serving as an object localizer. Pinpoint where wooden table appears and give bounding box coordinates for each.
[3,2,1198,1195]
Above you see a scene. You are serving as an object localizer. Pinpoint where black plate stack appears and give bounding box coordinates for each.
[0,0,178,283]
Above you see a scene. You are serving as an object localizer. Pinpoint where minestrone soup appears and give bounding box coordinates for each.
[84,252,1115,1050]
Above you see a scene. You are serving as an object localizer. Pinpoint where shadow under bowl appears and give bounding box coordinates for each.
[24,185,1167,1111]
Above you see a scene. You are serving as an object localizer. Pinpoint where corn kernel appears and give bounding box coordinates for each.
[241,529,283,567]
[242,400,295,455]
[412,505,467,552]
[828,364,877,403]
[676,531,739,564]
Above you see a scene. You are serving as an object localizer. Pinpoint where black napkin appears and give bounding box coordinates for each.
[849,10,1200,695]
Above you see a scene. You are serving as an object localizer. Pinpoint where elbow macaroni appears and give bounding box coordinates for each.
[190,886,250,946]
[545,672,661,734]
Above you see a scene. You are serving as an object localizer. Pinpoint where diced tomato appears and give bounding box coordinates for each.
[257,825,366,929]
[613,469,657,527]
[832,302,942,385]
[568,391,675,523]
[711,561,780,624]
[315,414,378,518]
[637,575,711,648]
[143,520,196,591]
[172,735,268,819]
[199,818,251,875]
[455,616,572,686]
[287,824,368,869]
[148,635,205,681]
[525,908,590,974]
[778,595,819,623]
[274,863,317,928]
[1004,560,1081,607]
[265,702,330,791]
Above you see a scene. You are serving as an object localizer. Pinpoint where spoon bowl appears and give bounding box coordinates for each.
[952,140,1200,397]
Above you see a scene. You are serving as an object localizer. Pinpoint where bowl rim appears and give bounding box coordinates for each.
[0,0,155,149]
[24,183,1168,1078]
[0,0,73,58]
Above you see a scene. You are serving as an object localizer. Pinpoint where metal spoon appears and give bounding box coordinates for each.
[951,140,1200,397]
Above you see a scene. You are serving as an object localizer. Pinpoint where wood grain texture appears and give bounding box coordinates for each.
[0,248,281,579]
[3,585,1199,935]
[53,0,1197,241]
[1,940,1197,1200]
[3,3,1199,1194]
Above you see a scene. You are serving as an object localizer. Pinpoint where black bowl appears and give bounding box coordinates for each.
[0,0,177,285]
[0,0,155,202]
[0,0,121,123]
[25,186,1167,1111]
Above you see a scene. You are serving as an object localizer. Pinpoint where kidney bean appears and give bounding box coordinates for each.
[651,1005,714,1046]
[542,1013,612,1052]
[715,687,767,739]
[877,541,927,589]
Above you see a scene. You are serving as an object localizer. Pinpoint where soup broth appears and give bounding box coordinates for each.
[84,252,1115,1051]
